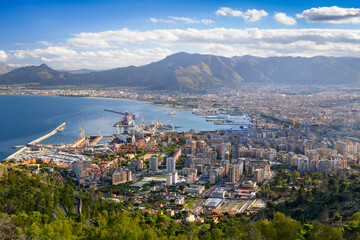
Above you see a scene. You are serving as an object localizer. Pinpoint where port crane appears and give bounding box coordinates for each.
[105,109,136,134]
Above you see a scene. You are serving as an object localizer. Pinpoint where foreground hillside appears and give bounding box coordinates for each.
[0,165,360,239]
[1,52,360,90]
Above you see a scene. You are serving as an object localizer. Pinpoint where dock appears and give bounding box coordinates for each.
[28,122,68,146]
[4,122,68,161]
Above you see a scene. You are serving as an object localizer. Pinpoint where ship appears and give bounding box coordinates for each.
[168,110,176,115]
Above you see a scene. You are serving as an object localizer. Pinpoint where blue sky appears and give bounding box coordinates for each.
[1,0,360,69]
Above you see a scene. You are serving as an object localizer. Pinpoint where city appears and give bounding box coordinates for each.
[2,0,360,239]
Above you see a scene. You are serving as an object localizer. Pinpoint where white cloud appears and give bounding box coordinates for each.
[169,16,199,24]
[149,16,214,25]
[274,12,297,25]
[216,7,268,22]
[38,41,52,46]
[67,27,360,48]
[297,6,360,24]
[201,19,214,25]
[0,50,8,61]
[12,47,173,69]
[148,18,174,23]
[9,27,360,69]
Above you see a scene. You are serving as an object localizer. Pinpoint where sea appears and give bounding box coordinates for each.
[0,95,221,160]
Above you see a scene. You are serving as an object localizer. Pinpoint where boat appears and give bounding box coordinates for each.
[168,110,176,115]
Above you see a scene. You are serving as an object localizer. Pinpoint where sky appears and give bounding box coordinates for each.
[1,0,360,70]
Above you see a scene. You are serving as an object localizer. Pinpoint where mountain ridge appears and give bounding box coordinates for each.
[1,52,360,90]
[0,63,15,74]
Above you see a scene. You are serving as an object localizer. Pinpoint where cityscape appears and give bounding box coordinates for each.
[2,0,360,239]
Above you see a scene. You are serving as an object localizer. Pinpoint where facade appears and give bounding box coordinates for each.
[166,171,178,186]
[112,169,132,185]
[72,160,92,179]
[149,157,158,171]
[166,157,176,172]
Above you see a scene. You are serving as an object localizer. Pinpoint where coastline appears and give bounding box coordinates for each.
[0,93,191,111]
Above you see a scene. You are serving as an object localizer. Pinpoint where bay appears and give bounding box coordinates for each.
[0,95,220,160]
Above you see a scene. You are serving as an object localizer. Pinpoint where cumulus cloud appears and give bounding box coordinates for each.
[297,6,360,24]
[216,7,268,22]
[9,27,360,69]
[12,47,173,69]
[0,50,8,61]
[67,27,360,47]
[149,16,214,25]
[274,12,297,25]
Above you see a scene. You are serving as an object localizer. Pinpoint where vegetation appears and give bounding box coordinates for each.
[256,170,360,225]
[1,166,360,239]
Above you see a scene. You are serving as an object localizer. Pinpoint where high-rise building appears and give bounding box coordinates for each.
[166,172,173,186]
[130,159,143,171]
[72,160,92,179]
[172,171,178,184]
[149,157,158,171]
[220,143,231,160]
[254,169,264,183]
[166,157,176,172]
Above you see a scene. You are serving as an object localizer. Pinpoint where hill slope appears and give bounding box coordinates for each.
[0,63,14,74]
[1,52,360,89]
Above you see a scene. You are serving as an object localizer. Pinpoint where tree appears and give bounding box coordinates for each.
[321,204,329,224]
[0,213,23,240]
[211,228,223,240]
[272,212,301,240]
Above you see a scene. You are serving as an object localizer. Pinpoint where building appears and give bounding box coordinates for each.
[166,157,176,172]
[72,160,92,179]
[212,189,226,198]
[184,185,205,195]
[166,171,178,186]
[220,143,231,160]
[130,159,143,171]
[149,157,158,171]
[112,169,132,185]
[203,198,223,209]
[297,157,310,173]
[254,169,264,182]
[242,180,257,189]
[229,162,243,182]
[186,173,197,184]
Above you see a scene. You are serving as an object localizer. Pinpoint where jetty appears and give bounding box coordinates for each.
[28,122,68,146]
[5,122,68,161]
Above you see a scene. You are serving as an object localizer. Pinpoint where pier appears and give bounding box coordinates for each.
[5,122,68,161]
[28,122,68,146]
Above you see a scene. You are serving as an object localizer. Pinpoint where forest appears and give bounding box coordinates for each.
[0,166,360,239]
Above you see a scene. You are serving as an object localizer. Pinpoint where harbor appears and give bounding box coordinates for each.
[0,95,221,160]
[5,122,68,161]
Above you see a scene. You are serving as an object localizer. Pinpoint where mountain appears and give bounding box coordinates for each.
[1,52,360,90]
[0,64,72,85]
[58,69,98,74]
[66,52,243,90]
[231,55,360,85]
[0,63,14,74]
